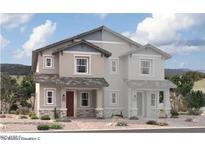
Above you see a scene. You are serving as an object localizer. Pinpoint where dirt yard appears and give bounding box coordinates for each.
[1,114,205,132]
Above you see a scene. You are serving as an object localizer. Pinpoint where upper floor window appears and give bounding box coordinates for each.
[110,59,119,73]
[44,55,54,69]
[75,56,89,74]
[140,59,152,75]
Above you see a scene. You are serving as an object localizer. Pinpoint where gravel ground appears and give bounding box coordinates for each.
[1,114,205,132]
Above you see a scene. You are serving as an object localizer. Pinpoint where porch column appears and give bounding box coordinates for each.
[95,88,104,118]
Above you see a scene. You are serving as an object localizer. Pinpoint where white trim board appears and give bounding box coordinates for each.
[87,40,126,45]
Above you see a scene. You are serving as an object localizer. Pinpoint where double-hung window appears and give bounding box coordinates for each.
[111,91,118,104]
[75,57,89,74]
[80,92,89,107]
[110,59,119,73]
[44,56,54,69]
[151,93,156,106]
[45,89,55,105]
[140,59,152,75]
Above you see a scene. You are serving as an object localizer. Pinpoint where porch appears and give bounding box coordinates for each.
[127,80,177,118]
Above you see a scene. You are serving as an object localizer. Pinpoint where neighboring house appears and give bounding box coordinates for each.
[32,26,176,118]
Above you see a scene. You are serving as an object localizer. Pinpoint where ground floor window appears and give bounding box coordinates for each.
[45,89,55,105]
[159,91,164,103]
[80,92,89,107]
[110,91,119,104]
[151,93,156,106]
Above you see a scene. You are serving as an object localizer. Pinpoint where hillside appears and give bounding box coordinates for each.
[193,79,205,93]
[0,64,31,75]
[0,63,204,77]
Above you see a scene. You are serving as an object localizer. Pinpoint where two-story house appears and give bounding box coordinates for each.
[32,26,176,118]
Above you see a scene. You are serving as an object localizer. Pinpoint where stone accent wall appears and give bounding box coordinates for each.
[77,108,95,117]
[104,109,127,118]
[38,109,67,118]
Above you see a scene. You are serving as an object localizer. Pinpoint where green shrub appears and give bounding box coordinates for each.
[129,116,139,120]
[9,110,17,114]
[186,90,205,109]
[37,124,50,130]
[30,114,38,119]
[170,109,179,116]
[49,123,63,129]
[53,108,59,119]
[41,115,51,120]
[16,108,30,115]
[146,120,158,125]
[188,108,202,115]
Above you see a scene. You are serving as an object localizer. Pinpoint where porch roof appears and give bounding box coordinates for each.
[126,80,177,89]
[34,74,109,88]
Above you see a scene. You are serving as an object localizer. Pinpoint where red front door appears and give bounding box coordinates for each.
[66,91,74,116]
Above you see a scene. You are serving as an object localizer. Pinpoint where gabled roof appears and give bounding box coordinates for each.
[52,39,112,57]
[33,25,142,54]
[32,25,143,72]
[120,43,171,59]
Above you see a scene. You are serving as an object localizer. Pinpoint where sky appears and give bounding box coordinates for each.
[0,13,205,70]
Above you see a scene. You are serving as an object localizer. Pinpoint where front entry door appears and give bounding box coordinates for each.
[66,91,74,116]
[136,91,144,116]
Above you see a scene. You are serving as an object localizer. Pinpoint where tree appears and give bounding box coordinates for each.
[19,76,35,109]
[170,75,193,97]
[0,73,19,113]
[186,90,205,109]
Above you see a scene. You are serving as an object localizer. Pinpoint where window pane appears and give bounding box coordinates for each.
[81,100,88,106]
[111,92,117,104]
[151,94,155,106]
[76,58,88,73]
[81,93,89,106]
[46,58,52,66]
[47,91,52,97]
[48,97,52,104]
[159,91,164,103]
[77,66,86,72]
[112,61,116,72]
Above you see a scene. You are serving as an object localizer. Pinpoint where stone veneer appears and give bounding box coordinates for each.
[39,109,67,118]
[104,109,126,118]
[77,108,95,118]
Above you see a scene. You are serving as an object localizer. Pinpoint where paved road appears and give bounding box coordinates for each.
[47,127,205,133]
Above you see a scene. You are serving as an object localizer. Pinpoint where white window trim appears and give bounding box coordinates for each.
[139,58,153,76]
[80,92,90,107]
[43,55,54,69]
[110,90,119,105]
[44,88,56,106]
[109,58,119,74]
[74,55,91,75]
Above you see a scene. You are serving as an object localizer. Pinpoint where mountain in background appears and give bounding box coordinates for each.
[0,64,31,75]
[0,63,204,77]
